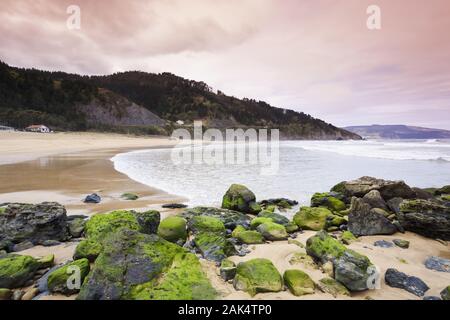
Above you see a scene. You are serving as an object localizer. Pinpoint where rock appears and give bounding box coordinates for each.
[231,225,246,238]
[288,252,318,269]
[222,184,261,214]
[306,231,347,264]
[285,222,299,233]
[73,239,103,262]
[250,217,273,229]
[398,199,450,240]
[341,231,357,245]
[424,256,450,273]
[48,259,90,295]
[334,250,375,291]
[441,286,450,300]
[21,287,39,300]
[121,193,139,201]
[331,176,416,200]
[183,207,251,230]
[423,296,441,300]
[85,210,141,242]
[12,241,34,252]
[317,277,350,297]
[0,254,40,288]
[193,232,236,263]
[311,192,346,212]
[0,202,70,245]
[37,254,55,269]
[157,216,187,243]
[162,203,188,209]
[42,240,61,247]
[78,228,216,300]
[233,258,283,296]
[362,190,389,211]
[374,240,394,248]
[0,288,12,300]
[133,210,160,234]
[393,239,410,249]
[283,270,315,296]
[188,216,226,235]
[294,207,333,231]
[84,193,101,204]
[256,222,288,241]
[220,259,236,281]
[348,197,397,236]
[387,197,404,214]
[67,217,86,238]
[259,198,298,210]
[235,230,264,244]
[12,290,24,300]
[36,265,60,293]
[412,188,433,200]
[322,261,334,278]
[385,268,429,297]
[257,211,290,226]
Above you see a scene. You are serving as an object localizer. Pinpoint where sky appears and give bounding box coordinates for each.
[1,0,449,129]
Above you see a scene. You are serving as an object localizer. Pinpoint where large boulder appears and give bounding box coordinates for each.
[183,207,251,230]
[397,200,450,240]
[77,228,216,300]
[187,216,226,235]
[193,232,236,263]
[348,197,397,236]
[233,258,283,296]
[222,184,261,214]
[0,202,70,246]
[311,192,346,212]
[157,216,187,244]
[331,176,415,200]
[133,210,160,235]
[48,259,90,295]
[85,210,141,242]
[306,231,347,264]
[283,270,315,296]
[0,254,40,288]
[73,239,103,262]
[293,207,333,231]
[385,268,429,297]
[256,222,288,241]
[362,190,389,211]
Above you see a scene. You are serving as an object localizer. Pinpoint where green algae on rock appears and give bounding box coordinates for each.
[157,216,187,243]
[188,216,226,235]
[340,231,357,245]
[256,222,288,241]
[193,232,236,262]
[250,217,274,230]
[0,254,40,289]
[311,192,346,212]
[294,207,333,231]
[235,230,264,244]
[73,239,103,262]
[121,193,139,201]
[233,258,283,296]
[48,259,90,295]
[283,269,315,296]
[85,210,141,242]
[222,184,261,214]
[257,211,290,226]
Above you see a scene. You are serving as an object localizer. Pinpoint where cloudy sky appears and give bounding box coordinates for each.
[1,0,449,129]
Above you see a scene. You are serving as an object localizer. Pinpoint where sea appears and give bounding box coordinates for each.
[111,139,450,208]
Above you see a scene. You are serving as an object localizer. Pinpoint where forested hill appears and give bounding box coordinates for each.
[0,61,361,140]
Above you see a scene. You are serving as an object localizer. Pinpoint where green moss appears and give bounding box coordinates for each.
[222,184,261,214]
[74,239,103,262]
[85,210,140,242]
[306,231,347,264]
[236,230,264,244]
[257,222,288,241]
[341,231,357,245]
[121,193,139,201]
[257,211,290,226]
[234,258,283,296]
[0,254,40,289]
[220,258,237,281]
[231,225,246,238]
[37,254,55,269]
[129,252,217,300]
[285,222,299,233]
[311,192,346,212]
[265,205,276,213]
[317,277,350,297]
[157,216,187,243]
[250,217,273,229]
[188,216,225,234]
[194,232,235,262]
[0,207,6,214]
[294,207,333,231]
[330,182,347,194]
[283,270,315,296]
[48,259,90,295]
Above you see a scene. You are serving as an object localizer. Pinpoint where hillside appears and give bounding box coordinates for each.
[0,61,360,140]
[344,125,450,139]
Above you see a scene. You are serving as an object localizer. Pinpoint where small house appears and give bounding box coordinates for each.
[25,125,51,133]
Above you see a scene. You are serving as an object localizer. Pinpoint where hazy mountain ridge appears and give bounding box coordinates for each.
[344,125,450,139]
[0,61,360,139]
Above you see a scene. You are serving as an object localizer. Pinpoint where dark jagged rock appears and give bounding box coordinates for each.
[362,190,389,211]
[412,188,433,200]
[385,268,429,297]
[387,197,404,214]
[259,198,298,209]
[183,207,251,230]
[348,198,397,236]
[161,203,188,209]
[67,217,87,238]
[222,184,261,214]
[133,210,160,234]
[84,193,101,204]
[334,250,375,292]
[0,202,70,245]
[398,199,450,240]
[424,256,450,273]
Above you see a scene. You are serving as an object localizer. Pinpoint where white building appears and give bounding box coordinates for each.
[25,125,51,133]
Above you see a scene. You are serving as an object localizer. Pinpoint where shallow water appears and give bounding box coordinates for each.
[111,139,450,207]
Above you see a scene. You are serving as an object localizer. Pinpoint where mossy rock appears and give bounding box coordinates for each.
[294,207,333,231]
[284,269,315,296]
[250,217,273,229]
[306,231,347,264]
[236,230,264,244]
[285,222,299,233]
[311,192,346,212]
[193,232,236,262]
[85,210,141,242]
[0,288,12,300]
[48,259,90,295]
[317,277,350,297]
[0,254,40,289]
[441,286,450,300]
[222,184,261,214]
[129,252,217,300]
[257,222,288,241]
[73,239,103,262]
[327,215,347,228]
[183,207,251,230]
[0,207,6,215]
[257,211,290,226]
[188,216,226,235]
[157,216,187,243]
[220,258,237,281]
[37,254,55,269]
[121,193,139,201]
[231,225,246,238]
[341,231,357,245]
[134,210,160,235]
[233,258,283,296]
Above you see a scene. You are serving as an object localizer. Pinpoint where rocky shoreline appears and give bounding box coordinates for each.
[0,177,449,300]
